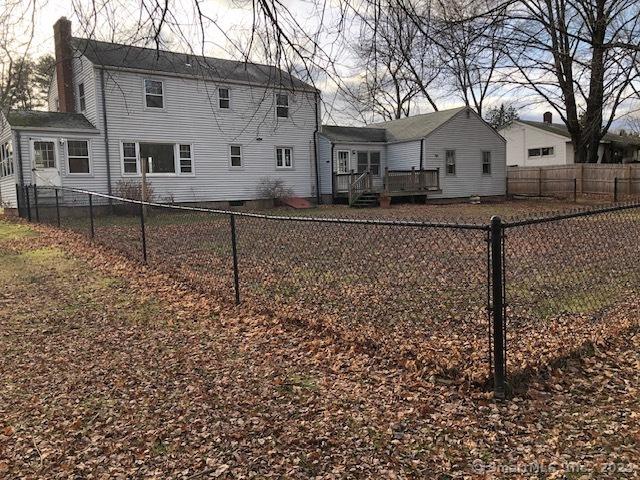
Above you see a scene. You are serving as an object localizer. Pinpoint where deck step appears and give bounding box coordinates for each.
[350,193,379,208]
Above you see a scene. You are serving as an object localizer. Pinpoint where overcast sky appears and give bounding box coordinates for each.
[14,0,576,126]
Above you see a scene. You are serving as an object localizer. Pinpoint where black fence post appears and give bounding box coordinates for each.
[613,177,618,202]
[490,216,507,399]
[33,185,40,222]
[229,213,241,305]
[25,185,32,222]
[88,193,95,238]
[55,188,61,227]
[139,201,148,264]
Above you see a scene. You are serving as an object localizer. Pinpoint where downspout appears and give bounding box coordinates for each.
[330,144,335,195]
[419,138,424,170]
[313,92,321,205]
[15,130,25,187]
[100,69,113,198]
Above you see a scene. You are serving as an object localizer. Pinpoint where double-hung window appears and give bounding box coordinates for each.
[144,79,164,109]
[219,88,230,109]
[445,150,456,176]
[179,145,193,173]
[67,140,90,174]
[356,151,381,175]
[276,93,289,118]
[230,145,242,168]
[276,147,293,168]
[122,142,138,174]
[78,83,86,112]
[482,151,491,175]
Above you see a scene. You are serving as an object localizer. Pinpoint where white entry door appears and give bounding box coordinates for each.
[31,139,61,187]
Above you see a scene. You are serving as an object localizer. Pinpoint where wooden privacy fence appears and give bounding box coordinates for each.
[507,164,640,200]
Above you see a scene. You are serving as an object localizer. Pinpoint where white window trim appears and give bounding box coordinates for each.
[31,137,58,170]
[275,93,290,120]
[528,146,556,158]
[143,78,166,110]
[218,87,231,110]
[229,144,243,169]
[178,143,195,176]
[445,149,456,176]
[65,138,93,176]
[336,150,350,174]
[121,141,195,177]
[482,150,492,176]
[275,146,294,169]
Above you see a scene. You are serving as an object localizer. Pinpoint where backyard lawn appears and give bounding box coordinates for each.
[1,219,639,478]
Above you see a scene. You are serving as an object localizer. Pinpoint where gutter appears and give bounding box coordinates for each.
[100,69,113,197]
[313,93,321,205]
[11,126,99,134]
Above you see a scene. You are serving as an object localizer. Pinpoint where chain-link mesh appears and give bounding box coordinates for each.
[17,185,640,392]
[504,205,640,380]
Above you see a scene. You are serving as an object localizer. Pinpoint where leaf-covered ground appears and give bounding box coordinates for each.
[1,219,640,478]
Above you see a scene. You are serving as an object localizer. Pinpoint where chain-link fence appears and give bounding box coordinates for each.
[15,185,640,397]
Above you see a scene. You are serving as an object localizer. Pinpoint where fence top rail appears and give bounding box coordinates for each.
[33,185,490,231]
[504,200,640,228]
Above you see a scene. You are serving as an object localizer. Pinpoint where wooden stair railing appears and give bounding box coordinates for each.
[348,171,372,206]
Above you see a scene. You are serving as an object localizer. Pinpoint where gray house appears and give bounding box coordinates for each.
[0,17,320,210]
[0,17,506,212]
[318,107,507,205]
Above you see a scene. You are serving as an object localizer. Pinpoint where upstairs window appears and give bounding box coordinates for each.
[144,79,164,109]
[179,145,193,173]
[219,88,230,109]
[445,150,456,176]
[276,93,289,118]
[67,140,90,174]
[482,151,492,175]
[78,83,86,111]
[276,147,293,168]
[230,145,242,167]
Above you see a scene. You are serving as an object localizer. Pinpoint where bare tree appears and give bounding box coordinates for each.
[504,0,640,163]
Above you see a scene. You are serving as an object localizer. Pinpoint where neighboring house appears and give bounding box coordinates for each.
[500,112,640,167]
[0,16,320,210]
[318,107,507,205]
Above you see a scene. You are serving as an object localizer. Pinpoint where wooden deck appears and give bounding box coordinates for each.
[333,168,441,205]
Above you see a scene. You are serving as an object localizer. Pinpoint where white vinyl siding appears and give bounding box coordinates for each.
[423,110,506,198]
[94,70,317,202]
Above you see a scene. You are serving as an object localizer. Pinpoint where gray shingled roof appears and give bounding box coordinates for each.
[320,125,387,143]
[72,37,316,92]
[370,107,467,142]
[6,110,97,131]
[519,120,640,147]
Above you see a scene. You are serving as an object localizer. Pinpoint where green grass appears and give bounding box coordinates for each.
[0,222,38,241]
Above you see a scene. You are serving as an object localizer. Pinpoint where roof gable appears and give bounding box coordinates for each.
[370,107,466,142]
[72,37,316,92]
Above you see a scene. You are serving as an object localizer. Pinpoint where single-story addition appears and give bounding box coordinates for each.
[500,112,640,167]
[318,106,507,206]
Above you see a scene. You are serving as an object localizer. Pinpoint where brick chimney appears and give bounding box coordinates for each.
[53,17,74,112]
[543,111,553,124]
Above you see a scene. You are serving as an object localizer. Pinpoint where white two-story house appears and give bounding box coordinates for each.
[0,17,320,210]
[0,17,508,212]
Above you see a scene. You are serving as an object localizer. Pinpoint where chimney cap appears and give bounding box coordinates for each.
[543,111,553,124]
